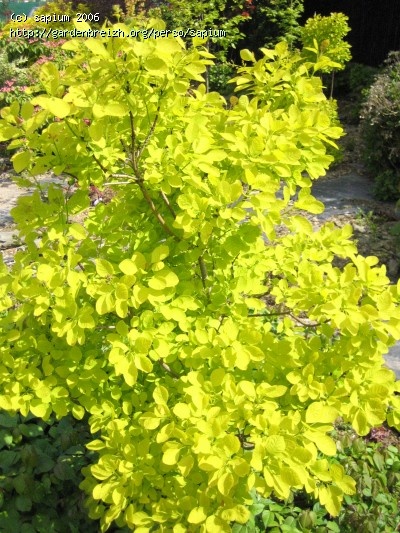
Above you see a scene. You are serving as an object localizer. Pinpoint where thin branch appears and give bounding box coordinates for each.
[128,111,137,164]
[104,173,137,186]
[137,101,161,159]
[137,180,179,240]
[198,256,208,290]
[248,311,291,318]
[91,152,108,174]
[248,310,322,328]
[103,181,133,186]
[160,190,176,218]
[289,313,321,328]
[216,315,226,333]
[159,359,179,380]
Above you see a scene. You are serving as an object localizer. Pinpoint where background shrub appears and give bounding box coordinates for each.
[71,0,125,23]
[360,51,400,201]
[0,411,99,533]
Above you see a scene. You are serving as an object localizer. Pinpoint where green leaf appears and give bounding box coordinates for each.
[68,223,87,240]
[32,96,71,118]
[92,103,128,118]
[15,495,32,512]
[240,49,256,62]
[96,259,115,277]
[12,151,30,173]
[188,506,207,524]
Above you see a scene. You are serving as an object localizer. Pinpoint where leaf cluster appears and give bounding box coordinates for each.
[300,13,352,73]
[237,425,400,532]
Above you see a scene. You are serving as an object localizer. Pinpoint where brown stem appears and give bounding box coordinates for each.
[137,102,161,159]
[248,311,291,318]
[289,313,321,328]
[160,190,176,218]
[248,310,321,328]
[198,256,208,289]
[129,111,137,163]
[137,180,179,240]
[91,152,108,174]
[159,359,179,380]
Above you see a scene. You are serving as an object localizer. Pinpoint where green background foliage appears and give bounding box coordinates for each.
[0,16,399,532]
[0,411,98,533]
[360,51,400,201]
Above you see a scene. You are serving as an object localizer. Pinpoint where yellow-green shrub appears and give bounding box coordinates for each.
[0,18,399,532]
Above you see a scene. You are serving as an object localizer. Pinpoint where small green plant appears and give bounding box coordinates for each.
[301,13,352,98]
[0,50,32,108]
[332,424,400,532]
[373,169,400,202]
[354,208,379,238]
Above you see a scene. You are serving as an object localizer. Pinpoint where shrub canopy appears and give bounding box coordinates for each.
[0,19,399,532]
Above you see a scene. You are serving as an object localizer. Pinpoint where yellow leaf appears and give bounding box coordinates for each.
[115,283,129,301]
[96,258,114,277]
[162,446,182,465]
[318,485,343,517]
[221,505,250,524]
[198,455,224,471]
[29,400,52,419]
[32,96,71,118]
[85,38,109,58]
[135,355,153,373]
[140,413,160,430]
[151,245,170,263]
[238,380,256,398]
[305,402,339,424]
[265,435,286,455]
[188,506,207,524]
[177,454,194,477]
[119,259,137,276]
[68,223,87,240]
[305,431,337,456]
[153,385,169,405]
[217,472,235,496]
[173,403,191,419]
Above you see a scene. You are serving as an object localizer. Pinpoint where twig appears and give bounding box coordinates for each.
[91,152,108,174]
[137,101,161,159]
[248,310,321,328]
[129,111,137,163]
[137,180,179,240]
[159,359,179,380]
[198,256,208,289]
[160,190,176,218]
